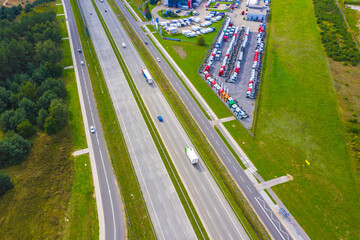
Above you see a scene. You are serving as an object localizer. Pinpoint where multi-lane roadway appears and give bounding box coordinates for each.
[93,0,251,239]
[76,0,198,239]
[63,0,125,239]
[110,1,294,239]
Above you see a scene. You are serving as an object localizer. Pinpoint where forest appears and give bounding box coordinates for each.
[313,0,360,65]
[0,4,68,195]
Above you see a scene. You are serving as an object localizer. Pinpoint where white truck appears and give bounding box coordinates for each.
[141,68,153,84]
[185,147,199,164]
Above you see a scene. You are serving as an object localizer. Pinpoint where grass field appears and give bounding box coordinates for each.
[0,129,74,239]
[56,3,65,14]
[221,0,360,238]
[153,33,232,119]
[62,154,99,240]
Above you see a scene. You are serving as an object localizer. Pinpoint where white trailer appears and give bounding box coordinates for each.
[185,147,199,164]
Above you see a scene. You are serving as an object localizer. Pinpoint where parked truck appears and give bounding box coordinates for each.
[185,147,199,164]
[141,68,153,84]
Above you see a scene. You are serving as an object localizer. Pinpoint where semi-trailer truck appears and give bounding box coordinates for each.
[141,68,153,84]
[185,147,199,164]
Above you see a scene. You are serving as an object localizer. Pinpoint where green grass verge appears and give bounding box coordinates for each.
[151,30,232,119]
[127,1,147,22]
[58,20,69,38]
[56,0,62,3]
[69,0,155,238]
[107,0,270,239]
[146,33,211,120]
[61,39,73,67]
[93,2,208,238]
[63,68,87,150]
[62,154,99,240]
[214,125,246,170]
[222,0,360,238]
[56,3,65,14]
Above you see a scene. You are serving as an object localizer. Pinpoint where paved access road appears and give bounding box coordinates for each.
[63,0,125,239]
[77,0,197,239]
[94,0,251,239]
[112,1,293,240]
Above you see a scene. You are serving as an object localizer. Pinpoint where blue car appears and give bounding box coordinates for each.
[157,116,163,122]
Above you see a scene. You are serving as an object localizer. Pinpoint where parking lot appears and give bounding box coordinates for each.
[152,1,268,129]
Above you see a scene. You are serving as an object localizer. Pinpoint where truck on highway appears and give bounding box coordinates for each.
[141,68,153,84]
[185,147,198,164]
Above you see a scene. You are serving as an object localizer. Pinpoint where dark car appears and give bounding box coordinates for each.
[176,10,181,13]
[157,116,163,122]
[144,41,148,45]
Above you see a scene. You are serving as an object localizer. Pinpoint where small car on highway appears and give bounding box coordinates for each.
[90,126,95,133]
[81,61,85,66]
[157,116,163,122]
[157,58,161,62]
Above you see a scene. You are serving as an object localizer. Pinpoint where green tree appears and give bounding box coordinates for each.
[44,116,58,135]
[36,108,48,129]
[21,82,38,102]
[38,78,67,99]
[197,36,205,46]
[36,90,58,111]
[0,171,13,196]
[0,133,31,168]
[0,108,26,132]
[49,99,68,128]
[16,121,36,139]
[19,97,37,124]
[144,3,152,20]
[0,87,12,113]
[34,39,62,65]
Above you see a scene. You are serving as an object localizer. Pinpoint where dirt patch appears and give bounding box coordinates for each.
[172,45,187,59]
[2,0,37,7]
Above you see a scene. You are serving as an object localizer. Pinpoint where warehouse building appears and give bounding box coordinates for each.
[246,5,267,21]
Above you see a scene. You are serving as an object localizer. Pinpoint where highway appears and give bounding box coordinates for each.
[76,0,197,239]
[111,1,294,240]
[63,0,125,239]
[93,0,251,239]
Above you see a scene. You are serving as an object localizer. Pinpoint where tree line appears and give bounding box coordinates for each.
[313,0,360,65]
[0,2,67,196]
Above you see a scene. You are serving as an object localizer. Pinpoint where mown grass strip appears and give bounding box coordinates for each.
[214,125,246,170]
[92,1,208,238]
[62,154,99,240]
[69,0,155,238]
[107,1,270,239]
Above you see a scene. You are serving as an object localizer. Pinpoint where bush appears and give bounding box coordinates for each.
[197,36,205,46]
[0,133,31,168]
[16,121,36,139]
[0,170,13,196]
[44,116,58,135]
[349,127,360,134]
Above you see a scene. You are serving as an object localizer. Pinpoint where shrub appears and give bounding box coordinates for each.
[0,171,14,196]
[0,133,31,168]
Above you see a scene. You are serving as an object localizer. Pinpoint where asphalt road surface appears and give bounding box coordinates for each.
[93,0,251,239]
[76,0,197,239]
[63,0,125,239]
[112,1,294,240]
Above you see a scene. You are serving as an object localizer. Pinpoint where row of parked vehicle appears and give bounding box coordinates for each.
[230,27,250,83]
[203,75,249,119]
[246,24,266,99]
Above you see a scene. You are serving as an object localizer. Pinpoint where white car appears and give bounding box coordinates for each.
[90,126,95,133]
[157,58,161,62]
[81,61,85,66]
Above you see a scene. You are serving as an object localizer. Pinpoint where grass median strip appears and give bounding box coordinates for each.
[92,1,208,238]
[107,1,270,239]
[69,0,155,238]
